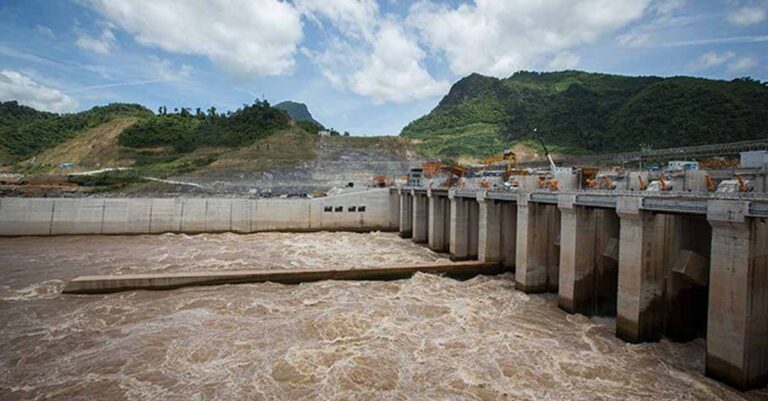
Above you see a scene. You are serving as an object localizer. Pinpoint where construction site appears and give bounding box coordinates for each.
[401,138,768,194]
[1,137,767,399]
[4,0,768,398]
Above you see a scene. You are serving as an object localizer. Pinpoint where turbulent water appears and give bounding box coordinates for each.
[0,232,766,400]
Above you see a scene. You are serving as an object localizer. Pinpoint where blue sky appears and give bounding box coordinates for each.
[0,0,766,135]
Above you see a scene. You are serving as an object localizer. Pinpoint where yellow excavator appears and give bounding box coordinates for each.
[482,149,518,181]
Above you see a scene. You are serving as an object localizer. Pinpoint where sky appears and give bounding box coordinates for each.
[0,0,766,136]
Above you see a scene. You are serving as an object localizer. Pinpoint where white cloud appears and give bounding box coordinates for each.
[651,0,686,15]
[295,0,379,41]
[35,25,55,39]
[148,56,193,81]
[0,70,78,113]
[617,31,653,47]
[616,2,700,48]
[301,38,362,90]
[408,0,651,77]
[659,34,768,47]
[689,51,735,70]
[727,5,767,26]
[84,0,303,76]
[75,26,116,54]
[349,21,449,103]
[299,1,448,103]
[548,52,581,70]
[727,56,758,74]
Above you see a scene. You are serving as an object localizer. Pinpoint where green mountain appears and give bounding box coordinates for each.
[0,99,414,193]
[400,71,768,158]
[0,100,316,188]
[0,101,153,163]
[274,101,323,128]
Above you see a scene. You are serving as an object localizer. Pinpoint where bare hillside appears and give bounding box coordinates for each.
[33,117,139,172]
[173,129,421,194]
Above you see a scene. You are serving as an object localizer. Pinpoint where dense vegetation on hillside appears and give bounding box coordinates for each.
[274,101,324,128]
[0,101,152,162]
[117,100,292,152]
[401,71,768,157]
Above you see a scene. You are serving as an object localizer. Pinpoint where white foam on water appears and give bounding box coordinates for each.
[0,234,766,400]
[0,280,64,301]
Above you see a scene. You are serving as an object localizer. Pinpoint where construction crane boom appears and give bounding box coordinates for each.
[534,128,557,171]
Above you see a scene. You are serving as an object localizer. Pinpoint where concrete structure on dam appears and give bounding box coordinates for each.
[395,187,768,391]
[0,189,395,236]
[2,185,766,391]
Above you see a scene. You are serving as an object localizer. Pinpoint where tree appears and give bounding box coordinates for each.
[343,131,350,137]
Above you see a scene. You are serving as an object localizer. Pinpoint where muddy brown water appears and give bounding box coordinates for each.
[0,232,766,400]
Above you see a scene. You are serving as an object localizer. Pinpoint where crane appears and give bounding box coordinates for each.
[534,128,557,171]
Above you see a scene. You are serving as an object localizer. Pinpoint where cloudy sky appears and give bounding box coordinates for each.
[0,0,766,135]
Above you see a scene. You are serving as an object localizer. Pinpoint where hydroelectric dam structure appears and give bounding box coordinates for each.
[392,187,768,392]
[0,187,766,391]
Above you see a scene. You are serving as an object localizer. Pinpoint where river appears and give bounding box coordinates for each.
[0,232,765,400]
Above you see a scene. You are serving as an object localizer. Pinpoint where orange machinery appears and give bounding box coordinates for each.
[482,149,518,181]
[372,176,390,188]
[438,164,468,188]
[421,161,445,179]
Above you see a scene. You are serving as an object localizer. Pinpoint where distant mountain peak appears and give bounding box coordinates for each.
[274,101,323,127]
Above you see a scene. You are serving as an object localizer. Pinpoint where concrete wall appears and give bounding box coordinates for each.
[706,201,768,390]
[515,194,561,293]
[558,194,620,316]
[0,189,394,236]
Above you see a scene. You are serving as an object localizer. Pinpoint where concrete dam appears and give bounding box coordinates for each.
[394,187,768,392]
[1,187,766,393]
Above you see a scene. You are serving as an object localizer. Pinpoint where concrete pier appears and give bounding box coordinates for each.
[706,200,768,390]
[500,201,517,269]
[515,193,561,293]
[427,190,450,252]
[477,192,516,266]
[615,196,713,343]
[468,198,479,259]
[389,190,401,230]
[398,189,413,238]
[558,195,619,316]
[448,191,479,261]
[477,193,501,263]
[615,197,670,342]
[411,189,429,243]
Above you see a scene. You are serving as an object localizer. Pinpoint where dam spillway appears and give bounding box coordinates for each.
[1,187,767,395]
[396,187,768,391]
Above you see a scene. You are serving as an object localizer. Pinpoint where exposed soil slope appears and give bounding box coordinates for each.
[34,117,139,171]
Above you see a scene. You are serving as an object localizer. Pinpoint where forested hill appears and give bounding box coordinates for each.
[400,70,768,158]
[274,101,323,128]
[0,100,318,165]
[0,101,153,162]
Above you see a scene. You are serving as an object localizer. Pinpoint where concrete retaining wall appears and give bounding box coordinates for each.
[0,189,393,236]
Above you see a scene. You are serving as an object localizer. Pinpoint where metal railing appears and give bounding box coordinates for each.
[518,138,768,167]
